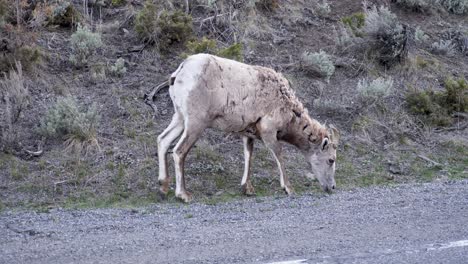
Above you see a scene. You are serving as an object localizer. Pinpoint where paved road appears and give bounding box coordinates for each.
[1,180,468,264]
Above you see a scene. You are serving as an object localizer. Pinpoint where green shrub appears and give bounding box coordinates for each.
[406,90,452,126]
[40,97,99,151]
[254,0,280,11]
[0,3,43,72]
[187,37,217,54]
[406,90,435,115]
[0,45,42,73]
[48,1,79,27]
[341,12,365,36]
[357,77,393,101]
[69,24,103,67]
[134,1,158,44]
[158,10,193,52]
[109,58,127,77]
[185,39,243,61]
[406,77,468,126]
[300,50,335,82]
[134,3,193,52]
[111,0,127,7]
[217,43,243,61]
[443,77,468,113]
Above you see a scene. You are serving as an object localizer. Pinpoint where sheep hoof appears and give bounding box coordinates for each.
[176,191,193,203]
[284,185,295,195]
[158,181,170,195]
[241,182,255,196]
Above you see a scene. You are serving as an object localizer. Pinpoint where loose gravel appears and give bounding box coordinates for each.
[1,180,467,264]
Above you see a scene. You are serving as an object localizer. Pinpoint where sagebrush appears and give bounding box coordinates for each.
[334,23,355,49]
[40,97,100,152]
[431,39,455,56]
[357,77,393,102]
[441,0,468,14]
[109,58,127,77]
[316,0,331,16]
[363,5,407,65]
[300,50,335,82]
[414,26,429,43]
[395,0,468,14]
[69,24,103,67]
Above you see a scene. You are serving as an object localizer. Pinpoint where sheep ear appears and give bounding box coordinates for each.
[321,137,329,151]
[329,124,340,143]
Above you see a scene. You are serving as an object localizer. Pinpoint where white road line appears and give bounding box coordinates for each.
[266,239,468,264]
[427,240,468,251]
[266,259,308,264]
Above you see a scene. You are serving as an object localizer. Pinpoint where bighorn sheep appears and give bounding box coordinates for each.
[147,54,339,202]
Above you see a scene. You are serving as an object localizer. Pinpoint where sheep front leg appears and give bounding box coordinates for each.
[261,132,294,195]
[241,136,255,196]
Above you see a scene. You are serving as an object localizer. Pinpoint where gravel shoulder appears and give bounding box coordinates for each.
[1,180,468,264]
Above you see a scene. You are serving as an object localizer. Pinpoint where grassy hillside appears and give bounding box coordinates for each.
[0,0,467,210]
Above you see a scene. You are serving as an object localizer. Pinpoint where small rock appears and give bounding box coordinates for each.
[389,165,401,174]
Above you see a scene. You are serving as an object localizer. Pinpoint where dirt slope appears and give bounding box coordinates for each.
[0,0,467,209]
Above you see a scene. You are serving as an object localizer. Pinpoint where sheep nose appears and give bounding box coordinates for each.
[332,185,335,189]
[328,158,335,164]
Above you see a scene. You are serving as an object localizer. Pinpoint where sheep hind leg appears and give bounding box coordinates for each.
[172,122,206,203]
[241,136,255,196]
[157,113,184,194]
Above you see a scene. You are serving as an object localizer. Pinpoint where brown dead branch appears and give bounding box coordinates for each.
[144,80,170,115]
